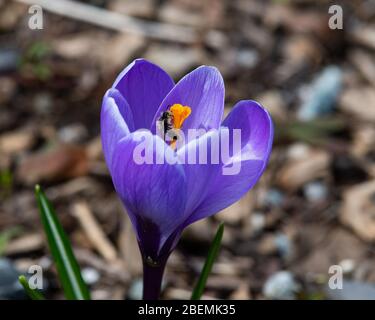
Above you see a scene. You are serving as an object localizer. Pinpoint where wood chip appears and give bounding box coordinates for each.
[16,144,89,185]
[74,248,129,283]
[16,0,198,44]
[340,180,375,242]
[0,76,16,104]
[229,282,251,299]
[4,233,44,255]
[108,0,155,19]
[97,34,145,75]
[159,3,203,27]
[0,129,35,156]
[72,201,118,262]
[339,87,375,122]
[277,148,331,190]
[216,191,254,224]
[351,24,375,51]
[352,126,375,158]
[45,177,100,200]
[349,50,375,86]
[164,288,215,300]
[144,45,202,77]
[118,214,142,277]
[256,90,287,122]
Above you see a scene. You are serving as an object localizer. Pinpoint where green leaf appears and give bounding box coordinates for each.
[25,42,50,61]
[18,275,45,300]
[35,185,90,300]
[0,226,22,256]
[0,169,13,199]
[275,117,347,145]
[191,223,224,300]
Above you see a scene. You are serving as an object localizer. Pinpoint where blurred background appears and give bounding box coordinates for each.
[1,0,375,300]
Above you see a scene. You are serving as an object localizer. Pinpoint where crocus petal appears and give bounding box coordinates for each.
[176,129,222,215]
[110,131,188,257]
[184,100,273,225]
[113,59,175,130]
[222,100,273,161]
[101,89,132,174]
[152,66,224,136]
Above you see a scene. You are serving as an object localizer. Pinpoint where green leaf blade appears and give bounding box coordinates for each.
[191,223,224,300]
[18,275,45,300]
[35,185,90,300]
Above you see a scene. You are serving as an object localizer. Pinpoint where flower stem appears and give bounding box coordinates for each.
[142,259,166,300]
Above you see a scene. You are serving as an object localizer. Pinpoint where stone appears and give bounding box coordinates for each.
[263,271,299,300]
[326,280,375,300]
[0,258,26,299]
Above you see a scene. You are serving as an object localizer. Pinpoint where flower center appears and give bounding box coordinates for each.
[169,104,191,149]
[157,104,191,150]
[169,104,191,129]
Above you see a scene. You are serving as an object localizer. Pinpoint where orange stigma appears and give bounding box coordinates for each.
[170,104,191,129]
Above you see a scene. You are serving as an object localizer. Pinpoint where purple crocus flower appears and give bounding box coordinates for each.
[101,59,273,299]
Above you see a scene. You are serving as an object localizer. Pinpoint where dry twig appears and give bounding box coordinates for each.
[72,201,118,262]
[15,0,197,44]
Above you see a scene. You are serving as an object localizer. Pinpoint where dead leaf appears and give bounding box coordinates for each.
[97,34,145,75]
[349,50,375,87]
[4,233,44,255]
[108,0,155,18]
[144,44,202,78]
[0,129,35,156]
[16,144,88,184]
[118,213,142,277]
[277,147,331,190]
[216,191,254,224]
[0,76,16,104]
[256,90,287,122]
[340,87,375,122]
[351,24,375,51]
[340,180,375,242]
[352,126,375,158]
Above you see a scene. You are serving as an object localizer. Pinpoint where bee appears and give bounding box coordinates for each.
[158,110,174,135]
[157,108,178,142]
